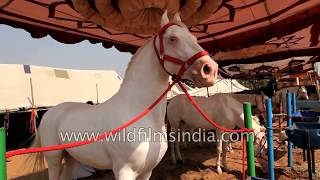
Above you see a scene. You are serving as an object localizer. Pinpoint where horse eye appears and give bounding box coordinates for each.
[169,36,177,42]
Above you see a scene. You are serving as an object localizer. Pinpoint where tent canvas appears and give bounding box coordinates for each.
[0,64,122,111]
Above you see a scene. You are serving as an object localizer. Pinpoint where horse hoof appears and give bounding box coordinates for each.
[177,159,184,165]
[217,168,223,174]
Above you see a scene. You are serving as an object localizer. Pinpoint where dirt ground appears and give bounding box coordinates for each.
[7,121,320,180]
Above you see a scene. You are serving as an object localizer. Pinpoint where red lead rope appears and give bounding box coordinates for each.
[6,81,177,158]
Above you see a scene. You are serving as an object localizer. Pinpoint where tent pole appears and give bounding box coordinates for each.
[96,83,99,104]
[29,78,35,106]
[287,92,293,167]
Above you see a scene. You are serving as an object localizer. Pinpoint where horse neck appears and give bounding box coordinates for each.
[117,40,170,109]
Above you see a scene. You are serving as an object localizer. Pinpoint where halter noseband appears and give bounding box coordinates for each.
[153,22,209,79]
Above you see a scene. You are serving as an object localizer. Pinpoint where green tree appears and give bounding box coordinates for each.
[237,79,270,90]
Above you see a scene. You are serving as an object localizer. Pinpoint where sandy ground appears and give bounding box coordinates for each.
[7,121,320,180]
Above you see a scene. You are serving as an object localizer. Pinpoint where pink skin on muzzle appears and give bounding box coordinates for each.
[184,55,218,87]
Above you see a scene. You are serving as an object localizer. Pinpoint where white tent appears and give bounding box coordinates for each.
[168,77,248,99]
[0,64,122,111]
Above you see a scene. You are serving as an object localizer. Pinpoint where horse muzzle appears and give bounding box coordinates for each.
[183,56,218,88]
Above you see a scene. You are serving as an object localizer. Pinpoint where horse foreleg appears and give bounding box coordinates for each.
[169,138,177,164]
[114,166,137,180]
[137,171,152,180]
[170,121,183,164]
[174,133,183,163]
[216,133,223,174]
[175,122,186,163]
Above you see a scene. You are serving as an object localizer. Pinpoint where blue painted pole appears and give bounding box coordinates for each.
[266,98,275,180]
[292,92,297,113]
[287,92,293,167]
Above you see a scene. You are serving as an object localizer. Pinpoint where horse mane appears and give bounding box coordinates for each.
[123,45,145,79]
[123,22,188,81]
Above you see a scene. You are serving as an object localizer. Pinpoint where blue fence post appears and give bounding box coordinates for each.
[266,98,275,180]
[287,92,293,167]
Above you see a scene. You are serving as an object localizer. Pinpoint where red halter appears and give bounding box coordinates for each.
[153,23,209,79]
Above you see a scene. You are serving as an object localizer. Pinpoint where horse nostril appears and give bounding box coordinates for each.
[203,64,211,75]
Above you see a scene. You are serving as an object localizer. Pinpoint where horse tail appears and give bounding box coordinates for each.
[24,131,46,173]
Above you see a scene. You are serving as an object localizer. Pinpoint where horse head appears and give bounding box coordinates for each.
[297,86,309,100]
[154,11,218,88]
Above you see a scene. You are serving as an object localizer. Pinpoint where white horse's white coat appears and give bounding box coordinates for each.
[28,12,218,180]
[273,86,308,113]
[167,94,267,174]
[229,93,267,120]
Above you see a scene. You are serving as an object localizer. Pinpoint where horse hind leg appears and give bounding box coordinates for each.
[59,153,76,180]
[216,131,223,174]
[216,138,223,174]
[222,141,230,172]
[45,151,64,180]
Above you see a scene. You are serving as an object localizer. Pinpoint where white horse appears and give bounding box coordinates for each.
[272,86,309,113]
[228,93,268,122]
[167,94,267,174]
[27,11,218,180]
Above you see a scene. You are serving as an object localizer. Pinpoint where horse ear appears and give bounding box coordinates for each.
[161,10,169,27]
[173,12,181,22]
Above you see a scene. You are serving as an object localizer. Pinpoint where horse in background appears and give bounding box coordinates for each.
[232,78,278,124]
[233,78,309,121]
[27,11,218,180]
[167,94,267,174]
[272,86,309,114]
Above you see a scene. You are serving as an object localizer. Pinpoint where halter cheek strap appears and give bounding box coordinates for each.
[153,23,209,79]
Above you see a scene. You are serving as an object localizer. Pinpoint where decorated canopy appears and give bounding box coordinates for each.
[1,0,320,79]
